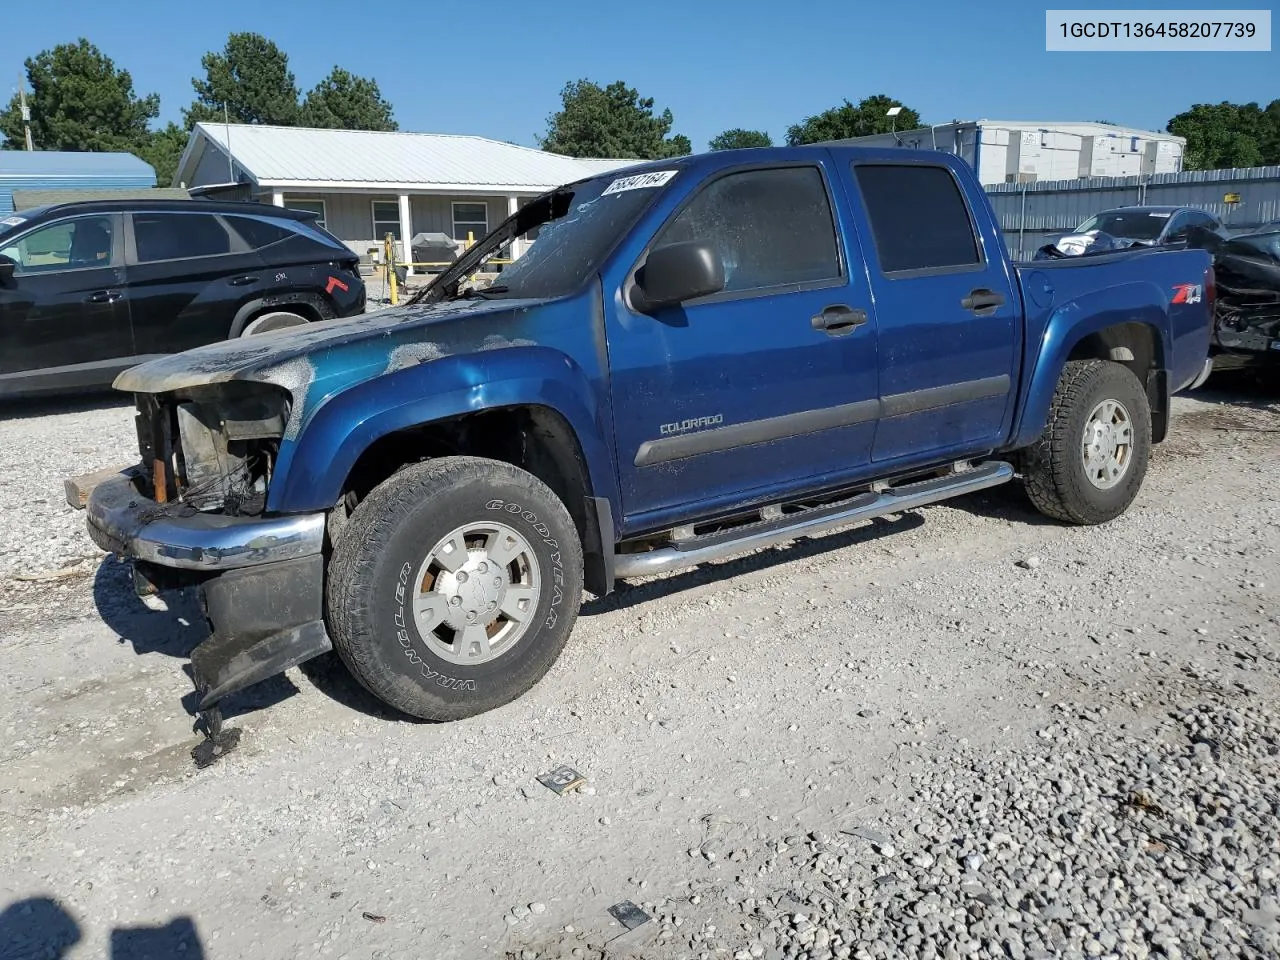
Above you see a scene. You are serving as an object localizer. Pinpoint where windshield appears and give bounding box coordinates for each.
[1073,210,1170,241]
[417,169,678,303]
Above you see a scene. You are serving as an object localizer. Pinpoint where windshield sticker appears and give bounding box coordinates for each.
[601,171,678,196]
[0,216,25,229]
[1148,212,1171,218]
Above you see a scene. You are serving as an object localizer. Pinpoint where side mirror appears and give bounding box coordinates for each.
[0,256,14,286]
[633,241,725,313]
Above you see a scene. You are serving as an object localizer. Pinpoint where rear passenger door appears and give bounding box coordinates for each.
[124,211,266,354]
[836,160,1018,463]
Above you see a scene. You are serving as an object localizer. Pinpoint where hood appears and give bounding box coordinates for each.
[115,297,544,439]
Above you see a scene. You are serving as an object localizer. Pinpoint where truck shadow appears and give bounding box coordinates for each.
[92,556,298,726]
[583,484,1055,618]
[583,511,928,616]
[0,896,207,959]
[92,558,203,658]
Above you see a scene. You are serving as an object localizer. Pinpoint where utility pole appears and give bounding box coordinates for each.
[18,75,34,151]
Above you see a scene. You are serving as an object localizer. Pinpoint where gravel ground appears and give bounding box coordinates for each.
[0,379,1276,960]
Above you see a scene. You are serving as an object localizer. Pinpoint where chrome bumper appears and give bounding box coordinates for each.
[84,468,325,571]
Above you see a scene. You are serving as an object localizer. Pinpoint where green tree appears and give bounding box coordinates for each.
[786,94,921,146]
[0,39,158,152]
[709,128,773,150]
[1168,101,1266,170]
[299,67,397,130]
[137,122,190,186]
[1261,100,1280,165]
[185,32,300,128]
[540,80,691,159]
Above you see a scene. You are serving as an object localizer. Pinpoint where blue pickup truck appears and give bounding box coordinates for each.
[75,146,1215,738]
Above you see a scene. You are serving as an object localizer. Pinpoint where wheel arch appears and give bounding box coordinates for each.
[1012,285,1172,449]
[267,356,620,596]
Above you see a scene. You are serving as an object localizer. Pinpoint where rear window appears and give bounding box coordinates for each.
[134,213,232,262]
[224,215,295,249]
[854,164,982,274]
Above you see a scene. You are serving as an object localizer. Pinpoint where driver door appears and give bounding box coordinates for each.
[0,213,134,392]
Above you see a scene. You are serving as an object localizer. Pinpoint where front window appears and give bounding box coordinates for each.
[452,202,489,247]
[467,170,678,301]
[1074,210,1170,241]
[372,200,401,242]
[0,215,115,272]
[655,166,842,293]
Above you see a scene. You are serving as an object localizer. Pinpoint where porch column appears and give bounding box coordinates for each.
[507,195,521,260]
[271,191,284,207]
[398,193,414,276]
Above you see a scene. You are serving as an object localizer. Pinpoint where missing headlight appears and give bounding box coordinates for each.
[173,385,290,515]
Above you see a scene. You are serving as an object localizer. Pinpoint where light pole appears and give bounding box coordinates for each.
[886,106,903,146]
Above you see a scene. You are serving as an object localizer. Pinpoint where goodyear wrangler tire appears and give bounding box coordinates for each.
[327,457,583,721]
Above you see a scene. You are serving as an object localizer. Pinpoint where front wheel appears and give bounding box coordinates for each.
[326,457,584,720]
[1019,359,1151,525]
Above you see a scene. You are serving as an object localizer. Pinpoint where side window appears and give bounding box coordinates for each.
[654,166,841,294]
[225,215,295,249]
[133,213,233,262]
[854,164,981,274]
[1,216,115,273]
[1164,211,1192,241]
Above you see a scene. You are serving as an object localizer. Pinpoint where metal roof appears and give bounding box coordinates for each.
[181,123,640,192]
[0,150,156,177]
[0,150,156,214]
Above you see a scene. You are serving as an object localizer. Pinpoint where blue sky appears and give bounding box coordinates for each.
[3,0,1276,149]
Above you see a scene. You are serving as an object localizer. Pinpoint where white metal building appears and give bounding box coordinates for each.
[174,123,636,270]
[833,120,1185,186]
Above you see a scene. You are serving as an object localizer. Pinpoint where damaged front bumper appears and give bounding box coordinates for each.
[79,468,332,710]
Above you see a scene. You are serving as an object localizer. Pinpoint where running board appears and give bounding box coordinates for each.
[613,460,1014,579]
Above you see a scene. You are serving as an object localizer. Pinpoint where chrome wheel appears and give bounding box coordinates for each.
[410,521,541,665]
[1081,398,1133,490]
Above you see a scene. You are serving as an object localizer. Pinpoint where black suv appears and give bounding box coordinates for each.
[0,200,366,398]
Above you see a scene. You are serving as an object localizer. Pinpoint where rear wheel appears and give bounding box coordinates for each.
[1020,359,1151,524]
[326,457,584,721]
[240,310,309,336]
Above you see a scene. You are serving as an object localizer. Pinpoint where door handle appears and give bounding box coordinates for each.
[85,290,122,304]
[810,304,867,336]
[229,275,260,286]
[961,288,1006,314]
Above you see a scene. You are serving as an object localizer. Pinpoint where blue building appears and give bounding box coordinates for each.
[0,150,156,214]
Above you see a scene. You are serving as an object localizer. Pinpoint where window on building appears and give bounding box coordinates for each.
[372,200,401,242]
[853,164,981,274]
[653,166,842,294]
[452,202,489,247]
[1,216,116,272]
[285,200,327,230]
[133,213,233,262]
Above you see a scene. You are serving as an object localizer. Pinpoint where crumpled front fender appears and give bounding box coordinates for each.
[265,345,617,516]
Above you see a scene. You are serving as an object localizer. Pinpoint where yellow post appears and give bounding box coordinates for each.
[385,233,398,306]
